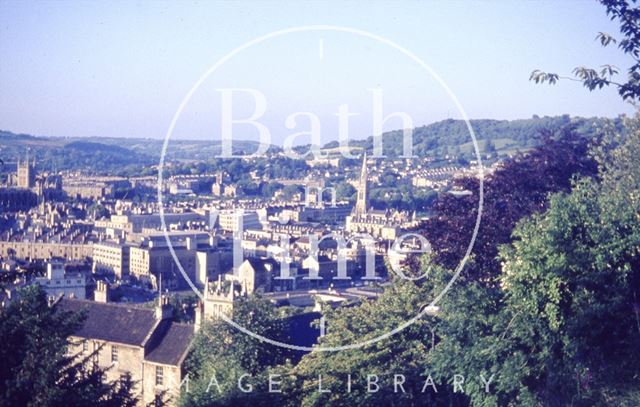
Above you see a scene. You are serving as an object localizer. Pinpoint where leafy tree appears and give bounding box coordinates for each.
[421,128,598,284]
[530,0,640,102]
[236,178,261,197]
[484,139,497,157]
[430,116,640,406]
[261,182,284,199]
[180,295,289,406]
[0,285,137,407]
[87,203,110,220]
[280,280,462,407]
[281,185,304,201]
[334,182,356,202]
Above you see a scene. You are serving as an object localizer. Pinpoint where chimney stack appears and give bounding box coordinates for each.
[94,281,109,303]
[194,301,204,332]
[155,295,173,320]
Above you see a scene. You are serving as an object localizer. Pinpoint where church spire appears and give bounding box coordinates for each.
[355,152,369,214]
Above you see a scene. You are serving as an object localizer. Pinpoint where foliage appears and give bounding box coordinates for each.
[429,116,640,406]
[344,116,614,158]
[279,280,463,407]
[421,127,599,284]
[281,185,304,200]
[0,285,137,407]
[530,0,640,102]
[334,181,356,202]
[180,295,289,406]
[261,182,285,198]
[370,184,437,212]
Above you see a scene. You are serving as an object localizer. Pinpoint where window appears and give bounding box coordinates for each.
[82,340,88,353]
[155,366,164,386]
[111,345,118,363]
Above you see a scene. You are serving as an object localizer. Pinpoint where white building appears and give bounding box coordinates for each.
[33,259,88,300]
[217,210,262,232]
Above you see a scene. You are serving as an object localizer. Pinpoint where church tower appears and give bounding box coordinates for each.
[17,151,36,189]
[354,152,369,214]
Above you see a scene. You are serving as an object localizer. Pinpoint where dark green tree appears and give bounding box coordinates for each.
[335,182,357,202]
[0,285,137,407]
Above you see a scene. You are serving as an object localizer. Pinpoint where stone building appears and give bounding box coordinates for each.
[200,275,238,321]
[129,241,196,290]
[195,248,221,287]
[33,258,88,300]
[0,241,94,260]
[354,152,369,215]
[16,157,36,189]
[128,232,215,290]
[211,172,236,198]
[59,296,194,406]
[230,257,277,294]
[217,210,262,232]
[0,187,37,211]
[92,241,131,278]
[345,154,410,240]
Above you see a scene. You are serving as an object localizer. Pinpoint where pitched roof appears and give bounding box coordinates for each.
[58,299,158,346]
[145,323,195,366]
[59,298,195,367]
[245,257,279,273]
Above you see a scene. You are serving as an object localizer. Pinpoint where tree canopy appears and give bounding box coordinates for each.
[0,285,137,407]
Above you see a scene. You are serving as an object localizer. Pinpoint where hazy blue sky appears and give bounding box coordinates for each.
[0,0,635,144]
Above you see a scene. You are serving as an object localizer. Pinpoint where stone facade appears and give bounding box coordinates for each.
[0,241,93,260]
[60,297,194,406]
[93,242,130,278]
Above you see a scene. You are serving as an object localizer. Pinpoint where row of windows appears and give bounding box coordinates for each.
[81,340,168,393]
[82,340,118,363]
[50,279,83,285]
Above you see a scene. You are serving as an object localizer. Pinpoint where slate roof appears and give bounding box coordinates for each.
[145,323,195,366]
[59,299,158,346]
[245,257,279,273]
[59,298,195,367]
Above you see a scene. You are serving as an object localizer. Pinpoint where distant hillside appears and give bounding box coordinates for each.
[0,115,625,174]
[64,141,138,155]
[76,137,277,161]
[0,131,275,174]
[322,115,625,159]
[0,131,154,174]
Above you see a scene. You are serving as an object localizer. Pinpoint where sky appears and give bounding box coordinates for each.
[0,0,635,145]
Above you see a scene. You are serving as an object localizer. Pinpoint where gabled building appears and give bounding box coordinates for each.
[228,257,278,294]
[59,296,194,406]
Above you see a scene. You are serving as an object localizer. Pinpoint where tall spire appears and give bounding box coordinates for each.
[355,152,369,214]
